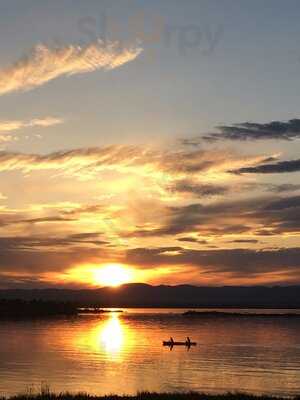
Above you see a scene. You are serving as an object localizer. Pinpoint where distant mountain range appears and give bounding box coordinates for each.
[0,284,299,308]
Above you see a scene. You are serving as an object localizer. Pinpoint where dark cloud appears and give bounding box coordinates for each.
[204,119,300,142]
[0,233,108,250]
[232,158,300,174]
[0,246,103,274]
[228,239,259,244]
[0,211,77,228]
[264,196,300,211]
[0,233,109,276]
[22,216,77,224]
[125,246,300,280]
[169,180,228,197]
[230,182,300,194]
[0,206,105,229]
[169,179,300,199]
[127,194,300,238]
[0,234,116,289]
[177,237,208,244]
[131,200,255,237]
[180,119,300,146]
[267,184,300,193]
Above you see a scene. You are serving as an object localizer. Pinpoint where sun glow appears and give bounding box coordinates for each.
[93,264,133,287]
[53,263,180,289]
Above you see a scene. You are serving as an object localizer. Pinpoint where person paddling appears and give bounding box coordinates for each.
[186,337,191,346]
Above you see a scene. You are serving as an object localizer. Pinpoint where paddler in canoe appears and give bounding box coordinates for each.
[162,337,196,347]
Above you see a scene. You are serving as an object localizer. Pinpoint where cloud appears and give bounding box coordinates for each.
[1,245,300,287]
[0,121,29,133]
[232,158,300,174]
[228,239,259,244]
[0,231,115,289]
[0,134,15,144]
[0,146,274,181]
[0,202,108,228]
[177,237,208,244]
[0,117,64,144]
[0,41,142,96]
[0,137,298,287]
[266,183,300,193]
[0,245,103,276]
[0,145,297,247]
[168,179,229,198]
[0,233,109,276]
[0,195,299,286]
[181,118,300,144]
[126,246,300,272]
[227,182,300,195]
[0,232,107,250]
[125,246,300,284]
[27,117,64,128]
[264,196,300,211]
[0,117,62,133]
[126,194,300,238]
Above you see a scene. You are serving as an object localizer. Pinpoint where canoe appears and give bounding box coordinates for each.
[163,341,197,346]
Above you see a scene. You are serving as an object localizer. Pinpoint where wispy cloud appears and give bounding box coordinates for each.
[0,117,63,133]
[0,117,64,144]
[0,41,142,96]
[26,117,64,128]
[0,145,273,179]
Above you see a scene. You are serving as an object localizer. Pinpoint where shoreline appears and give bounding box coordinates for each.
[1,392,300,400]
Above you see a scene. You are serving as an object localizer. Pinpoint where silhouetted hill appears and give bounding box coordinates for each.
[0,284,299,308]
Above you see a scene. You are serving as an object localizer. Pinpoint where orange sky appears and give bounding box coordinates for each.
[0,2,300,288]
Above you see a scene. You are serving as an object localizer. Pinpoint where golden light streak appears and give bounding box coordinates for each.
[101,314,124,354]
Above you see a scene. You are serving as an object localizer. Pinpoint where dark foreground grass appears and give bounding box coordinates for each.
[1,392,299,400]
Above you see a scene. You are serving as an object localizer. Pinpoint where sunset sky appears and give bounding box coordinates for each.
[1,0,300,288]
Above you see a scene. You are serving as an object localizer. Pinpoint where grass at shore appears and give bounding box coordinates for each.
[1,392,299,400]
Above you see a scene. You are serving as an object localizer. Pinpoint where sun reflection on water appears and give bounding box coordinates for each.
[71,313,134,362]
[101,314,123,354]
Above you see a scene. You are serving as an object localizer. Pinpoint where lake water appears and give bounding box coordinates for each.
[0,309,300,397]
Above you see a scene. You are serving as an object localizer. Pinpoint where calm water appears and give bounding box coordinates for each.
[0,309,300,397]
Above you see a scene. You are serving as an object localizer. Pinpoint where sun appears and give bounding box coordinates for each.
[93,264,133,287]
